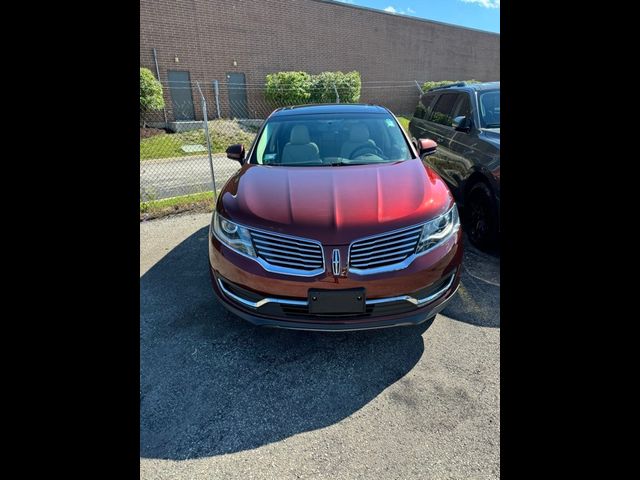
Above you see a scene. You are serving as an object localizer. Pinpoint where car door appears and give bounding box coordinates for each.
[444,92,481,191]
[420,92,460,191]
[448,92,498,198]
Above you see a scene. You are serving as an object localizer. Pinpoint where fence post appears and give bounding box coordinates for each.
[414,80,424,94]
[332,82,340,103]
[212,80,221,119]
[196,81,217,200]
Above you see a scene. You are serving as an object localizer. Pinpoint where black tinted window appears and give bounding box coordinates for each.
[429,93,458,126]
[453,93,472,119]
[413,94,435,120]
[413,103,426,119]
[478,90,500,128]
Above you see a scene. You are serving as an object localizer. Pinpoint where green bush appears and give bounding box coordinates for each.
[265,71,311,106]
[140,67,165,126]
[309,71,361,103]
[421,79,479,93]
[264,70,361,106]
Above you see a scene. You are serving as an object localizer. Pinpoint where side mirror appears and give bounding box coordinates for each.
[226,144,245,163]
[452,116,472,132]
[418,138,438,157]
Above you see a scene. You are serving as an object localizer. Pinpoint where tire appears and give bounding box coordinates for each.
[465,181,499,251]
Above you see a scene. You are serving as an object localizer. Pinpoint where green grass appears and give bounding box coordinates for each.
[140,120,257,161]
[140,191,215,219]
[397,116,411,134]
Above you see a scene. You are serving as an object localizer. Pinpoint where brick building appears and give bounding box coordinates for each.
[140,0,500,123]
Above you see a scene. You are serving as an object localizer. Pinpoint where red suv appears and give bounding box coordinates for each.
[209,104,462,331]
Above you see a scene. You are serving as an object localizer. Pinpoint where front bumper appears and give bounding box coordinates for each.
[210,267,459,331]
[208,228,462,331]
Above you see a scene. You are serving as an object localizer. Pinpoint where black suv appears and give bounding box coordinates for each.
[408,82,500,249]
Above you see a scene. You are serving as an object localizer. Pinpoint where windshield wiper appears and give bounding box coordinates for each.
[328,160,392,166]
[328,161,371,166]
[271,162,324,167]
[328,160,356,166]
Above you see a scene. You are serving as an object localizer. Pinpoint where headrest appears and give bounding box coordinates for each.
[289,125,311,144]
[349,124,369,142]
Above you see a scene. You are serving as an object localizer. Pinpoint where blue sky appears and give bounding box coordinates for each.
[334,0,500,33]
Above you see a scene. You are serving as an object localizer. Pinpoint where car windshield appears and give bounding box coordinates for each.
[249,112,413,166]
[478,90,500,128]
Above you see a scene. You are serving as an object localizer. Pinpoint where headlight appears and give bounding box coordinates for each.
[415,204,460,255]
[211,211,256,258]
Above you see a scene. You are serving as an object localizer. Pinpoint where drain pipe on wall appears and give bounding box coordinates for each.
[152,48,168,128]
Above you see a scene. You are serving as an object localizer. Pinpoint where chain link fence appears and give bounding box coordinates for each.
[140,80,424,204]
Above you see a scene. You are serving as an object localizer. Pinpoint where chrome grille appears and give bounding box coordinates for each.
[349,225,423,272]
[250,230,324,274]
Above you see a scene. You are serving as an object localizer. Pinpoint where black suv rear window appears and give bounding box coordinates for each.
[413,93,436,120]
[429,93,458,126]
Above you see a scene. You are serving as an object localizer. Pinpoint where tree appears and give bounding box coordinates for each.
[140,68,165,127]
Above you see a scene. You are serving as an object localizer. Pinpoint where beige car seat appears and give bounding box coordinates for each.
[281,125,320,164]
[340,124,377,158]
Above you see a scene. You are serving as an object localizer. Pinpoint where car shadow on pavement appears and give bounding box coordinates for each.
[140,227,499,460]
[442,235,500,328]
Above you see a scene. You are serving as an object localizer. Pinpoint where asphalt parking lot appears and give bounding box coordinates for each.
[140,212,500,479]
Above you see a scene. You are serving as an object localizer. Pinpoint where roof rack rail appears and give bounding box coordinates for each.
[427,82,467,92]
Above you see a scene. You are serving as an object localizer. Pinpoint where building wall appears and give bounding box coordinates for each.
[140,0,500,121]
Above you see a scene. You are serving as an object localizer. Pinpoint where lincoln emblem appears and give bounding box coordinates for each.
[332,249,341,277]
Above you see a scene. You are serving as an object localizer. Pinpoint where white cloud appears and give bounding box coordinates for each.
[383,5,416,15]
[407,7,416,14]
[335,0,355,3]
[461,0,500,8]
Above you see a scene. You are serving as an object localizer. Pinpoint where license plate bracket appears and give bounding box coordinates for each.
[308,288,366,314]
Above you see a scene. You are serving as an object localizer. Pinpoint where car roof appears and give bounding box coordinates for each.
[270,103,390,117]
[425,81,500,94]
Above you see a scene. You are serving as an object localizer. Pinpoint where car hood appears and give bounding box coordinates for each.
[218,159,454,245]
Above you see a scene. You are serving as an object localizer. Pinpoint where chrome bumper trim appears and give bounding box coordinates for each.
[217,278,308,309]
[216,272,456,310]
[366,273,456,307]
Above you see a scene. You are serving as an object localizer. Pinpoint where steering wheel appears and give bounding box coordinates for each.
[349,144,385,160]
